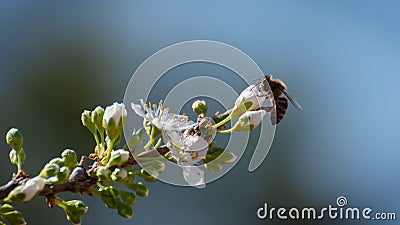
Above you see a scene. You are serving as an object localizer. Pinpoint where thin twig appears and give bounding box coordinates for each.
[0,146,170,205]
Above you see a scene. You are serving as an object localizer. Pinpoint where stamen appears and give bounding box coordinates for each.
[191,152,199,160]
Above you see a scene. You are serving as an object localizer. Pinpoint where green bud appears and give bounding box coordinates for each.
[130,182,149,197]
[111,168,128,183]
[217,151,237,164]
[139,169,157,183]
[95,166,111,183]
[117,203,134,219]
[48,157,64,166]
[95,143,105,157]
[140,160,164,182]
[61,149,78,169]
[91,106,105,131]
[39,163,60,178]
[9,149,18,165]
[6,128,23,150]
[126,171,136,184]
[0,204,26,225]
[57,166,70,183]
[126,129,145,151]
[192,100,208,117]
[204,161,222,172]
[106,149,130,168]
[119,190,136,205]
[81,110,96,133]
[58,200,88,225]
[47,166,70,184]
[92,188,118,209]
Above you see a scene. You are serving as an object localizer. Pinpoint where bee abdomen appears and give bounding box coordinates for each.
[271,97,288,125]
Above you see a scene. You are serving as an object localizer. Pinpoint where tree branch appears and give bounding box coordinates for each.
[0,145,170,205]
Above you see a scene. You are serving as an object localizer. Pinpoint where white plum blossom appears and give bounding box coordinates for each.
[131,99,195,132]
[165,132,209,164]
[231,85,265,117]
[164,131,209,188]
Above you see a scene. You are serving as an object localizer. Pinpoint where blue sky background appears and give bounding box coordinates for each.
[0,1,399,225]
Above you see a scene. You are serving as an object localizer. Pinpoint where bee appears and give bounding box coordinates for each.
[259,75,303,125]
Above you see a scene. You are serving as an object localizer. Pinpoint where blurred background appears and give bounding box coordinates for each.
[0,1,399,225]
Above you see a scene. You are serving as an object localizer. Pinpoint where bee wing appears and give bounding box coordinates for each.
[283,90,303,111]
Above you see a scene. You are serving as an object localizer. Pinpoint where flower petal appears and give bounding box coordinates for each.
[182,165,205,188]
[131,102,146,117]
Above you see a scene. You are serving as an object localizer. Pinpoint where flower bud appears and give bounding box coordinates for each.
[232,110,267,131]
[126,171,136,183]
[102,102,127,141]
[6,128,23,150]
[39,163,60,178]
[218,151,237,164]
[140,160,165,182]
[94,143,105,157]
[92,187,119,209]
[119,190,136,205]
[0,204,26,225]
[95,166,111,183]
[58,200,88,225]
[47,166,70,184]
[204,161,222,172]
[106,149,130,168]
[91,106,105,130]
[111,168,128,183]
[126,128,145,151]
[61,149,78,169]
[130,182,149,197]
[192,100,208,117]
[9,149,18,165]
[81,110,96,133]
[48,157,64,166]
[231,85,265,118]
[139,169,157,183]
[117,203,134,219]
[6,177,46,202]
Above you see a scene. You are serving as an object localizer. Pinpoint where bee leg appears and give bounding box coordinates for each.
[261,106,274,112]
